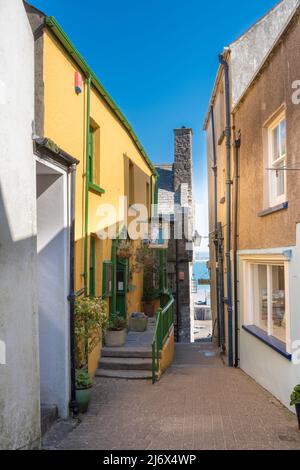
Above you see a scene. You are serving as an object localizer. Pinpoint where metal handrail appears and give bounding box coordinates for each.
[152,292,174,383]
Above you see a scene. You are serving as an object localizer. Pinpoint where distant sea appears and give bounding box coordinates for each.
[192,260,210,303]
[193,261,209,282]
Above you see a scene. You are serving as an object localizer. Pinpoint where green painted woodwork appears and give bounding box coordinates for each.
[102,261,113,298]
[89,237,95,298]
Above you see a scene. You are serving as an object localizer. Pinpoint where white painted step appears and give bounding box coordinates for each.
[96,369,152,380]
[102,347,152,359]
[99,357,152,371]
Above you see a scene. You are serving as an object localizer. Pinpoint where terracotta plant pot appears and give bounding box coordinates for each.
[76,387,92,414]
[105,329,127,347]
[143,302,155,318]
[129,313,148,332]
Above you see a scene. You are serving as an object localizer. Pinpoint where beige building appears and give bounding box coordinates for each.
[204,0,300,410]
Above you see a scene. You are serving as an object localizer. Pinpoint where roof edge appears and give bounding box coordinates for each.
[232,3,300,114]
[45,16,157,176]
[202,48,230,130]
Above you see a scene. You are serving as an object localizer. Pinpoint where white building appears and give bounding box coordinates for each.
[0,0,40,449]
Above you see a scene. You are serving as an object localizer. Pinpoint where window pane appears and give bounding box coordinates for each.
[272,126,280,162]
[275,163,285,198]
[280,120,286,156]
[272,266,286,343]
[253,265,268,332]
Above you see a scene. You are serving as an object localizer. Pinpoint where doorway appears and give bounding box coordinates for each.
[36,159,70,419]
[116,259,128,318]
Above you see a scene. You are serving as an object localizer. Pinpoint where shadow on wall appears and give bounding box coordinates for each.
[0,186,40,449]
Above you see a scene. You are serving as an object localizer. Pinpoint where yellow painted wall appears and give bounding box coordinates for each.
[159,328,175,377]
[43,30,155,374]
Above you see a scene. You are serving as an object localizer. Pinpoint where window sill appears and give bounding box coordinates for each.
[242,325,291,361]
[257,202,288,218]
[89,182,105,195]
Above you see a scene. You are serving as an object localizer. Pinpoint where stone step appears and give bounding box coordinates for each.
[102,347,152,359]
[96,369,152,380]
[41,404,58,436]
[99,356,152,371]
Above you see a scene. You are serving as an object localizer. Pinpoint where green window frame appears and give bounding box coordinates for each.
[88,126,94,185]
[102,261,113,298]
[89,236,96,298]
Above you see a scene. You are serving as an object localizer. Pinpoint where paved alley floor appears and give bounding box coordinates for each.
[46,343,300,450]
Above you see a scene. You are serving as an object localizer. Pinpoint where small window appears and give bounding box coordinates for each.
[268,113,286,207]
[88,122,101,187]
[102,261,113,298]
[246,262,287,345]
[146,181,150,215]
[88,126,94,185]
[129,161,135,207]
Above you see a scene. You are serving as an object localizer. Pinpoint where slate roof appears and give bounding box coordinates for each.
[155,165,175,215]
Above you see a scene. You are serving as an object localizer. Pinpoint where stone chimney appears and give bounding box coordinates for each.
[173,127,193,208]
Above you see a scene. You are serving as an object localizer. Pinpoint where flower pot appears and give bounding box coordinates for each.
[76,387,92,414]
[143,302,155,318]
[129,313,148,332]
[105,328,127,347]
[296,404,300,430]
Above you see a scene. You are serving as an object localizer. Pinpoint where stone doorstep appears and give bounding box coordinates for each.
[99,356,152,371]
[41,404,58,436]
[95,369,152,380]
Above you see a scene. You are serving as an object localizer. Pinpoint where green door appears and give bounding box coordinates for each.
[116,259,127,318]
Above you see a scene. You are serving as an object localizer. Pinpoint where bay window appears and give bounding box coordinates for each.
[243,258,290,352]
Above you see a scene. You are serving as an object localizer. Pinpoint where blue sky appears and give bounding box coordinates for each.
[31,0,279,249]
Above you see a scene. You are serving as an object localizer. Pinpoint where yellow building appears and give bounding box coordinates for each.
[26,4,157,375]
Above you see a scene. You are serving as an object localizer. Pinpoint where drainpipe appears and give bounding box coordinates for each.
[69,163,79,415]
[219,53,233,367]
[84,76,91,296]
[233,133,241,368]
[210,105,220,347]
[175,235,180,343]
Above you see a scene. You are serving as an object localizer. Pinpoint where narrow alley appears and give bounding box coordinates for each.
[44,344,300,450]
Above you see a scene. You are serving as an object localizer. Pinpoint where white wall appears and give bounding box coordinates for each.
[0,0,40,449]
[36,161,70,418]
[238,226,300,412]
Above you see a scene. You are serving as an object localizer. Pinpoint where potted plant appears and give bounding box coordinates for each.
[129,312,148,332]
[117,240,133,259]
[105,315,127,347]
[74,296,107,412]
[142,281,157,318]
[75,369,93,413]
[290,384,300,430]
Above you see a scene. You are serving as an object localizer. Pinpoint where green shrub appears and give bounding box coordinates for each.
[107,315,127,332]
[75,369,93,390]
[290,385,300,406]
[75,296,107,368]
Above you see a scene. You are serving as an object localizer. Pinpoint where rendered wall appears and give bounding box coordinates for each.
[42,29,154,373]
[0,0,40,449]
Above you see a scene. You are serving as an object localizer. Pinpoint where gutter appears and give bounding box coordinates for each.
[45,16,158,178]
[210,105,220,347]
[219,53,234,367]
[84,76,91,296]
[203,48,231,130]
[233,134,241,368]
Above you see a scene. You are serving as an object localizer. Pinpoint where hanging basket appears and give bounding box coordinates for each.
[117,241,133,259]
